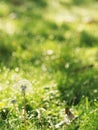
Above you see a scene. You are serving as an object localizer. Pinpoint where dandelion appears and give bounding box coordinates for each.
[13,79,32,130]
[11,99,17,113]
[13,79,32,94]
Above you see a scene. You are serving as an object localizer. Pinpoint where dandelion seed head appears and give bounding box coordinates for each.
[13,79,32,94]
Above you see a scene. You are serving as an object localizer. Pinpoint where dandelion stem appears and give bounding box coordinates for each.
[23,92,27,130]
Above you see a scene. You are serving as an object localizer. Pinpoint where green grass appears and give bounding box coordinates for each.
[0,0,98,129]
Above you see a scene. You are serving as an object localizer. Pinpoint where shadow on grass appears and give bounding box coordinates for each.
[32,0,47,7]
[0,32,15,67]
[60,0,98,7]
[52,47,98,105]
[72,0,97,5]
[57,61,98,105]
[79,31,98,47]
[2,0,47,7]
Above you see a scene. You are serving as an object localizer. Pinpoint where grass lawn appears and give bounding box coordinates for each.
[0,0,98,129]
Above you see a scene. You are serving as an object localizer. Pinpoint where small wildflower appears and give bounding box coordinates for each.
[13,79,32,130]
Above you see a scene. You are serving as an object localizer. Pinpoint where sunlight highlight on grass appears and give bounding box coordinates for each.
[0,2,19,34]
[43,41,59,52]
[0,2,9,16]
[75,47,97,64]
[0,19,17,34]
[0,102,6,109]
